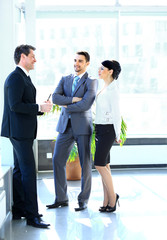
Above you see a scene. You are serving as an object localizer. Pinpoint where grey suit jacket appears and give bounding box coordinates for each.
[52,72,97,135]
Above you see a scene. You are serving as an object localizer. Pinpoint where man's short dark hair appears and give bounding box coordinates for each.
[14,44,36,64]
[76,51,90,62]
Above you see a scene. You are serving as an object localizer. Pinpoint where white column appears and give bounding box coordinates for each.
[25,0,38,169]
[24,0,36,81]
[0,0,16,122]
[0,0,17,166]
[25,0,36,46]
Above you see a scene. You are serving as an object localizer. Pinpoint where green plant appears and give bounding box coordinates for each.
[51,104,61,113]
[120,117,127,147]
[91,123,96,161]
[68,142,78,162]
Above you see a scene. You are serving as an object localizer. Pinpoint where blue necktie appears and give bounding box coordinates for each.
[72,76,80,96]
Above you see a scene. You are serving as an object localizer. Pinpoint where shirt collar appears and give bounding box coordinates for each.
[74,71,86,80]
[17,65,29,77]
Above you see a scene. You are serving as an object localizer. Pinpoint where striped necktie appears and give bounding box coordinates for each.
[72,76,80,96]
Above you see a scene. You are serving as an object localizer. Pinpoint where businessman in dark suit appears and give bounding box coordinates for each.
[1,44,52,228]
[46,51,97,211]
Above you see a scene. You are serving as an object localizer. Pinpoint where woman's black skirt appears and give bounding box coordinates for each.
[94,124,116,166]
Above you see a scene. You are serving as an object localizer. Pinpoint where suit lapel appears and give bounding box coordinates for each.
[67,75,74,96]
[16,67,36,99]
[27,76,36,96]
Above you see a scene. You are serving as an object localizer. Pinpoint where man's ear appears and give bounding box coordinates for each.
[20,53,26,61]
[86,61,90,67]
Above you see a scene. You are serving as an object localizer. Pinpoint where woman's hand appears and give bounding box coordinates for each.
[115,139,122,144]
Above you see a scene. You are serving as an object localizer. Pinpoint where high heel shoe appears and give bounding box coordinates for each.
[99,205,108,212]
[106,194,120,213]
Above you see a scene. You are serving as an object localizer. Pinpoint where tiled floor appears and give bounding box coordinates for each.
[1,169,167,240]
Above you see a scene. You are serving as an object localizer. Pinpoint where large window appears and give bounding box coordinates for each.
[35,14,118,139]
[119,14,167,136]
[35,3,167,139]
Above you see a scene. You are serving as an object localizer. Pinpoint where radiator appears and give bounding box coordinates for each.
[0,190,6,229]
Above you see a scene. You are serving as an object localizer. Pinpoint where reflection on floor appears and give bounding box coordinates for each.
[1,169,167,240]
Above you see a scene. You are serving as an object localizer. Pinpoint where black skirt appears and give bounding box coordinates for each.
[94,124,116,166]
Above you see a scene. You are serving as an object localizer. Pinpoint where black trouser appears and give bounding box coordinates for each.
[10,138,39,219]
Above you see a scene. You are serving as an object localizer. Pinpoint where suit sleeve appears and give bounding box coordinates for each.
[66,78,97,113]
[52,76,73,105]
[8,73,38,115]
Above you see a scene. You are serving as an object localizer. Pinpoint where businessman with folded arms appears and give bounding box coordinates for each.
[46,51,97,211]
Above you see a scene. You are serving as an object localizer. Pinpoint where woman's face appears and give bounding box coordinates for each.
[98,65,110,79]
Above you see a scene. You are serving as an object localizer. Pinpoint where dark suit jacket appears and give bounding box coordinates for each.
[1,66,41,140]
[52,72,97,135]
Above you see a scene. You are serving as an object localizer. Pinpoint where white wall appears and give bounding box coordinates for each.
[0,0,17,166]
[111,145,167,166]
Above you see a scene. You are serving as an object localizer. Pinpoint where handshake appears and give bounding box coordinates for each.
[40,94,53,113]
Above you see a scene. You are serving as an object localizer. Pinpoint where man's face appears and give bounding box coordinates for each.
[21,49,36,72]
[74,54,90,75]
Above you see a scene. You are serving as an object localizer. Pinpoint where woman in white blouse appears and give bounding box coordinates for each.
[94,60,122,213]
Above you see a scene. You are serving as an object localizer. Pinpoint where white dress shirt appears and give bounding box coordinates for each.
[73,71,86,83]
[95,80,121,141]
[17,65,29,76]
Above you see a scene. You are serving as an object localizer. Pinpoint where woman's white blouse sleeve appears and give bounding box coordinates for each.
[109,87,121,141]
[95,81,121,141]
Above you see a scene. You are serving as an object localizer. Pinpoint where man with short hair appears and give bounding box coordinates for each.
[46,51,97,211]
[1,44,52,228]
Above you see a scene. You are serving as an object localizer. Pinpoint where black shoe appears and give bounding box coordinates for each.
[13,212,26,220]
[27,217,50,228]
[13,212,43,220]
[46,200,68,209]
[99,205,108,212]
[74,202,87,212]
[106,194,120,213]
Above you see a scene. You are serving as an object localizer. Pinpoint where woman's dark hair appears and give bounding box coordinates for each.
[76,51,90,62]
[14,44,36,64]
[101,60,121,80]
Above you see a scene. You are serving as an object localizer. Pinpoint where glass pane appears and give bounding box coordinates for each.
[119,0,167,5]
[119,14,167,136]
[35,10,167,139]
[36,16,117,139]
[36,0,116,6]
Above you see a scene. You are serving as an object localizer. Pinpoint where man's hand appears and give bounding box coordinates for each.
[72,97,82,103]
[40,101,52,113]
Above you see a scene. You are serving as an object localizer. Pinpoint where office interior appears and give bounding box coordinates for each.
[0,0,167,239]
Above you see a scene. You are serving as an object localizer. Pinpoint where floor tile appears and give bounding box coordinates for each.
[0,169,167,240]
